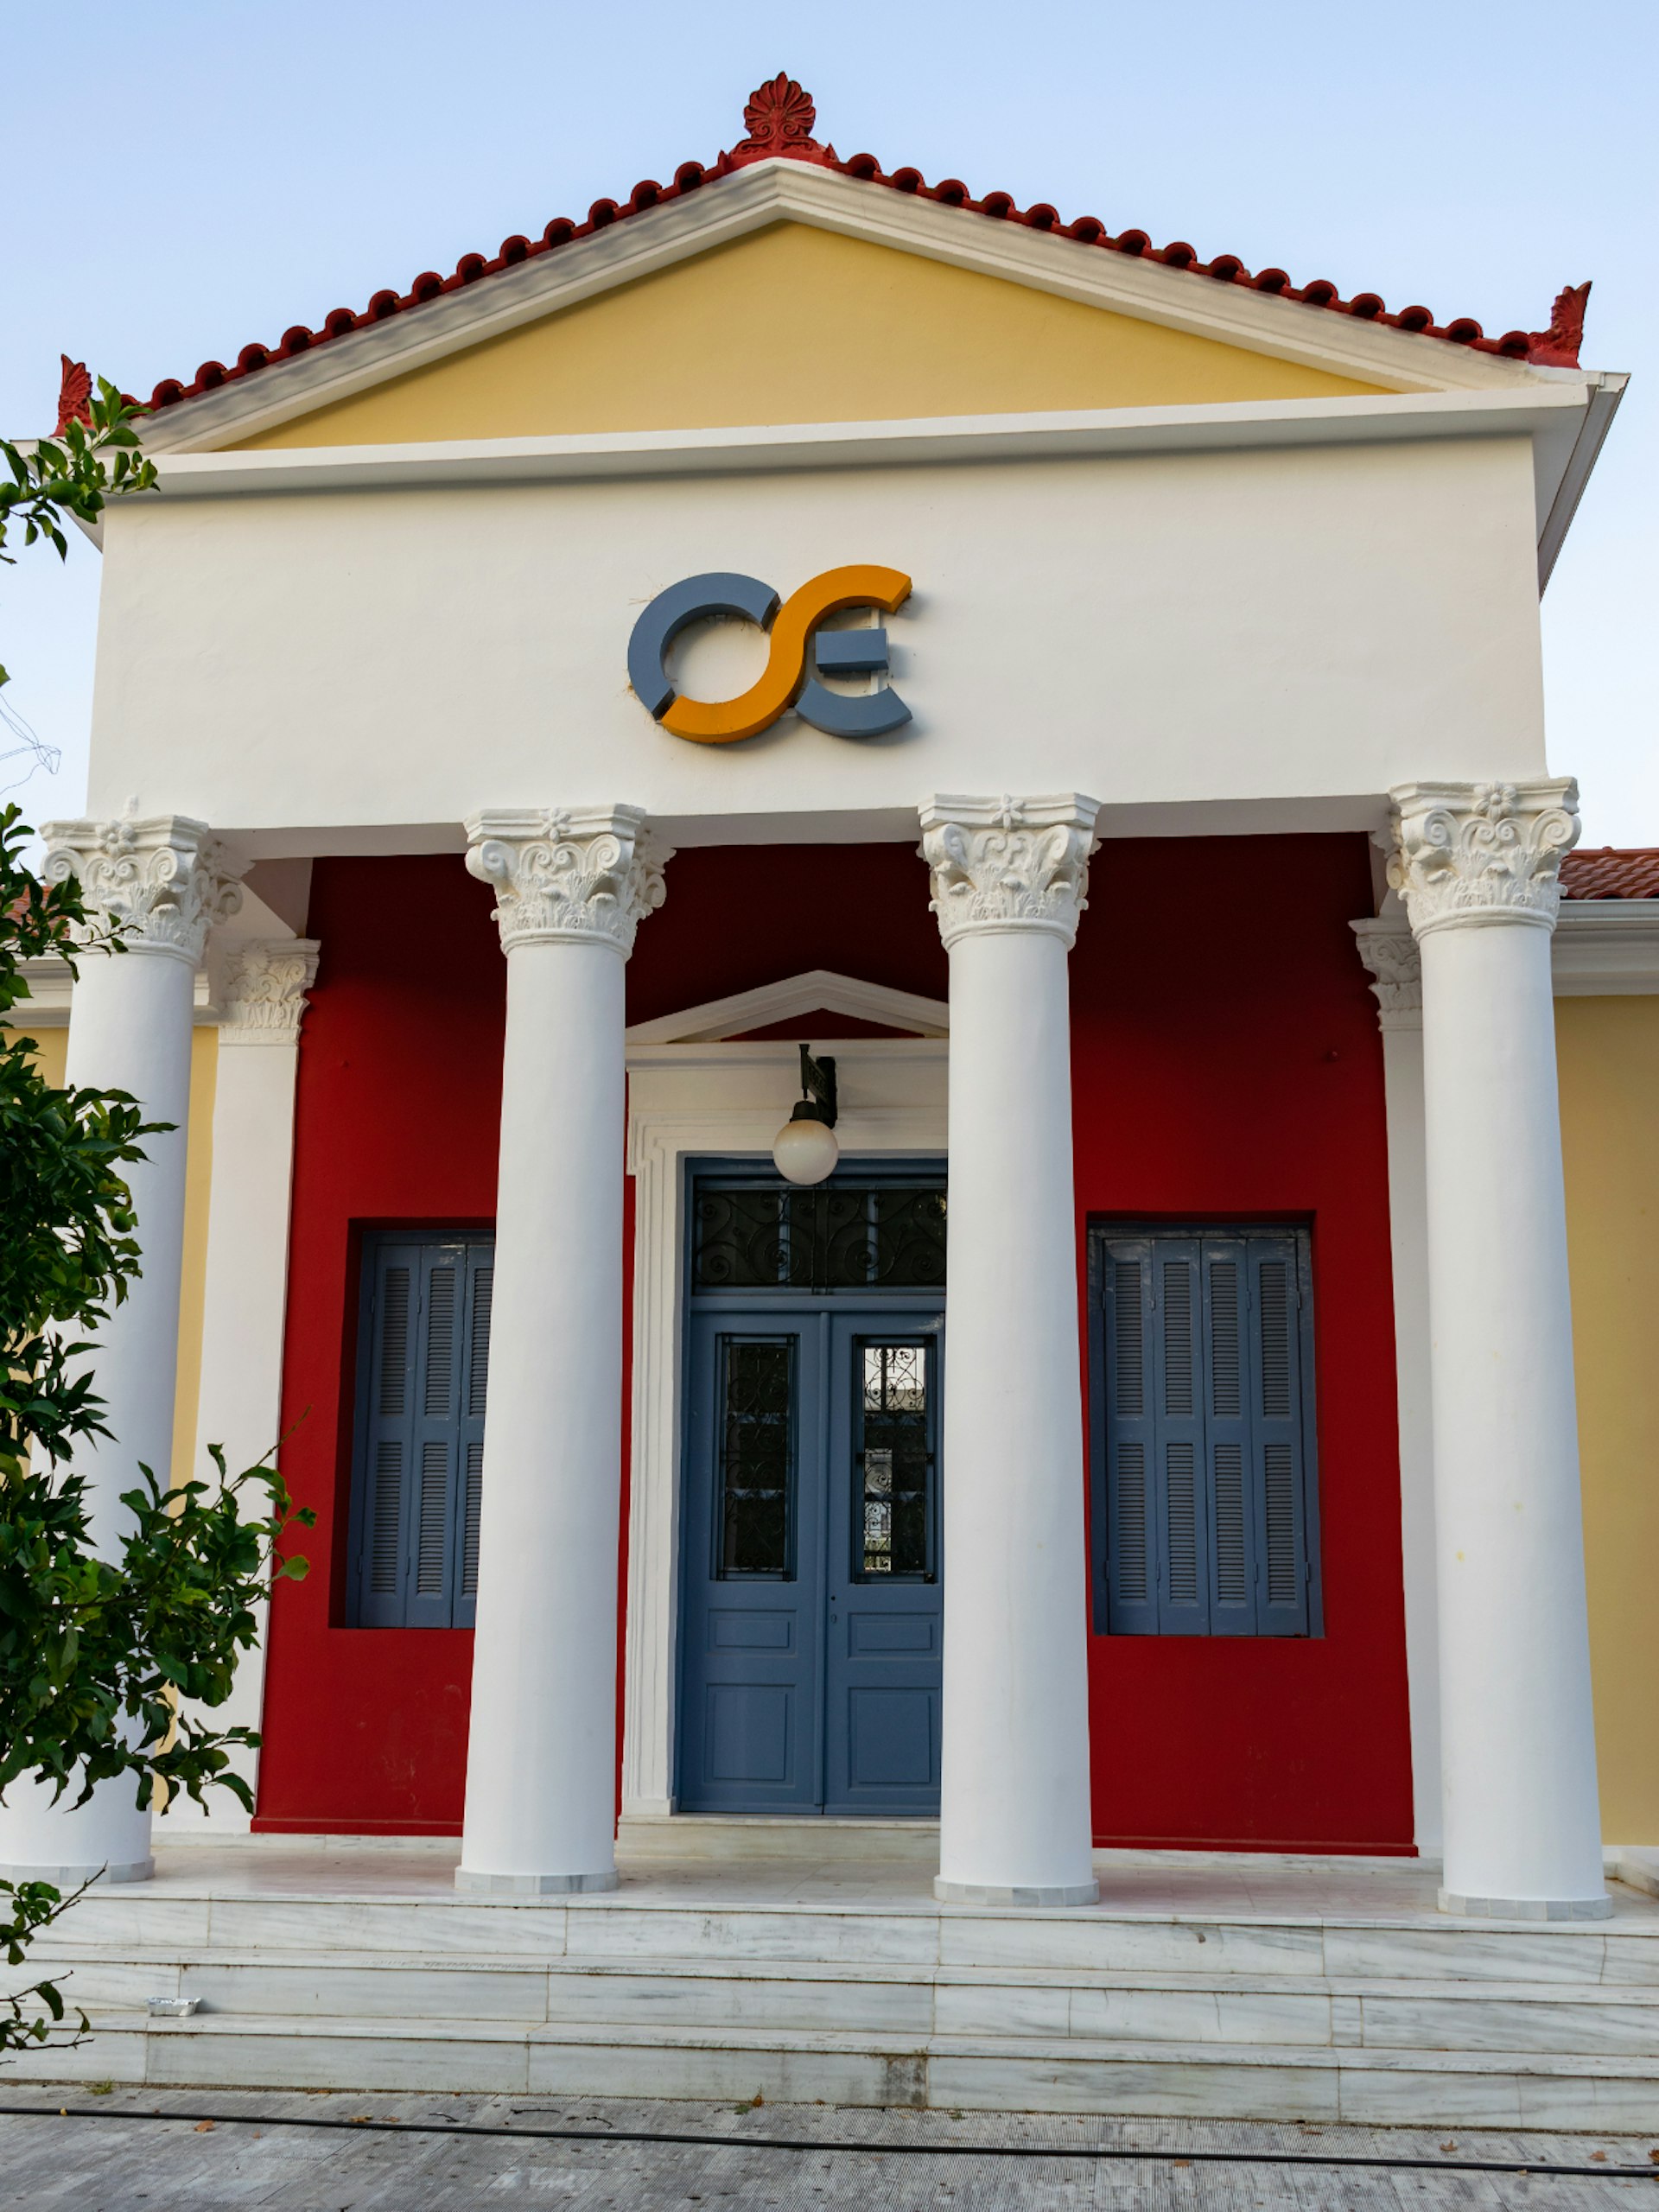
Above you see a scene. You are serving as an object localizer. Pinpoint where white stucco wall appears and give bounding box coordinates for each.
[88,430,1546,846]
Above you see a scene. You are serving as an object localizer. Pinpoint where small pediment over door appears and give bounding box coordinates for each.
[625,969,949,1044]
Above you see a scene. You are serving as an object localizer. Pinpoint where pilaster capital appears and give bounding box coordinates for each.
[918,793,1102,951]
[464,807,671,957]
[1351,917,1421,1032]
[218,939,321,1047]
[39,815,244,966]
[1386,780,1580,940]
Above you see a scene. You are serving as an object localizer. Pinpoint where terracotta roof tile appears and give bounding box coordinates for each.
[134,75,1592,422]
[1560,848,1659,900]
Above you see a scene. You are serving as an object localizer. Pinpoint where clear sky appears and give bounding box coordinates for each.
[3,0,1653,844]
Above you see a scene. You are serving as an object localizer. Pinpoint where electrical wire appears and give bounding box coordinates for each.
[0,2103,1653,2181]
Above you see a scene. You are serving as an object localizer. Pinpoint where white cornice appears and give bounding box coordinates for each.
[1537,373,1628,592]
[139,385,1594,557]
[626,969,950,1044]
[10,954,217,1027]
[140,161,1574,458]
[1351,903,1659,1009]
[1553,902,1659,995]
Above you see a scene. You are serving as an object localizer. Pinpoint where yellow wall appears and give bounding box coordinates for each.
[237,221,1387,449]
[1558,995,1659,1841]
[2,1020,217,1497]
[10,1022,67,1086]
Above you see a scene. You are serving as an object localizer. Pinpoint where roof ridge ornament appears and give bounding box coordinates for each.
[54,355,92,436]
[726,73,836,168]
[1526,281,1591,370]
[129,83,1597,420]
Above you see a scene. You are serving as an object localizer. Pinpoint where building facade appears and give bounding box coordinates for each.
[4,79,1653,1920]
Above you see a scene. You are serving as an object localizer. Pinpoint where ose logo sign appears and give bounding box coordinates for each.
[627,565,912,744]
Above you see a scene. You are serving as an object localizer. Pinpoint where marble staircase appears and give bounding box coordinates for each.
[15,1842,1659,2125]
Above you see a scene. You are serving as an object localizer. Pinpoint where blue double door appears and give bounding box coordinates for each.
[678,1300,944,1815]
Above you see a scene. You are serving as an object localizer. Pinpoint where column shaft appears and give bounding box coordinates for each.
[1353,918,1441,1852]
[921,794,1099,1907]
[457,808,665,1894]
[0,817,239,1885]
[1391,779,1606,1917]
[164,939,319,1834]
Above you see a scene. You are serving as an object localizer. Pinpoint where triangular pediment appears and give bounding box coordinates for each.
[626,969,949,1045]
[227,219,1387,451]
[130,79,1578,461]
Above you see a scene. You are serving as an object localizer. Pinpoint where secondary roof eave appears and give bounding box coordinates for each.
[132,382,1611,591]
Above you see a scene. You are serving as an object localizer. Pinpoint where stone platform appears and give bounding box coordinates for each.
[15,1830,1659,2126]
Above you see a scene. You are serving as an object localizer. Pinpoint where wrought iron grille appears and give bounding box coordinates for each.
[717,1336,794,1577]
[857,1340,933,1580]
[692,1180,946,1294]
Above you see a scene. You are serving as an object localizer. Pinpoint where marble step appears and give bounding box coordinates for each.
[10,2007,1659,2127]
[616,1814,940,1866]
[28,1948,1659,2057]
[45,1893,1659,1984]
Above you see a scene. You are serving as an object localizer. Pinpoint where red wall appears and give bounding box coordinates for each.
[257,836,1411,1849]
[1073,837,1410,1850]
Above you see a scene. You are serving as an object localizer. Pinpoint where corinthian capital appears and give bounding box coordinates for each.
[1387,780,1580,940]
[1351,917,1421,1031]
[464,807,670,956]
[918,793,1102,951]
[40,815,244,966]
[219,939,321,1047]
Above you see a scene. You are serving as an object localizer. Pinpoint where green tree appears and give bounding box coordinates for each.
[1,383,314,2058]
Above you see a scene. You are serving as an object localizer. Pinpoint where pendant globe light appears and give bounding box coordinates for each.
[772,1042,840,1185]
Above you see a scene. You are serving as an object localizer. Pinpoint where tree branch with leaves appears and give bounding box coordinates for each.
[1,375,313,2058]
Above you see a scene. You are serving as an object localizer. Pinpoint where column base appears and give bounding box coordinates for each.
[934,1876,1098,1908]
[454,1866,620,1896]
[0,1858,155,1887]
[1439,1886,1613,1922]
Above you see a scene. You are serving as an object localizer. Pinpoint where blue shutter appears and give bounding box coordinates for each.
[1095,1224,1319,1639]
[351,1231,495,1629]
[1102,1242,1159,1633]
[354,1240,421,1628]
[453,1250,491,1630]
[1249,1236,1312,1635]
[1205,1239,1256,1637]
[1154,1239,1211,1634]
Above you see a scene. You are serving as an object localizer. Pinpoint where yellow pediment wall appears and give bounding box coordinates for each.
[232,222,1387,448]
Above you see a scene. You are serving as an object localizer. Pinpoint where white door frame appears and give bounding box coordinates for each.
[620,1029,949,1818]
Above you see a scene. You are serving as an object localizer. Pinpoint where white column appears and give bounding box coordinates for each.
[457,808,667,1894]
[1389,779,1608,1918]
[920,794,1100,1907]
[160,939,320,1835]
[0,817,240,1885]
[1352,914,1441,1854]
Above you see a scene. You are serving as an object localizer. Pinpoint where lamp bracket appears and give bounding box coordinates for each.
[793,1041,838,1128]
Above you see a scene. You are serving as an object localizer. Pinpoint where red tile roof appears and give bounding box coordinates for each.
[1560,849,1659,899]
[133,75,1592,423]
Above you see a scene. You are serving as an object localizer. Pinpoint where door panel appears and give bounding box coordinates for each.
[678,1304,944,1816]
[823,1320,944,1815]
[678,1314,823,1811]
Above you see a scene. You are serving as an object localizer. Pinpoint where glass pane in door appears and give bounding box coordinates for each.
[856,1341,933,1580]
[717,1338,795,1578]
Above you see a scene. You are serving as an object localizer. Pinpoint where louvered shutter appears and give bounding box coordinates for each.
[1204,1239,1256,1637]
[1096,1224,1318,1637]
[1249,1236,1311,1634]
[1154,1239,1211,1633]
[1102,1242,1159,1633]
[351,1231,495,1628]
[453,1249,491,1630]
[354,1241,421,1627]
